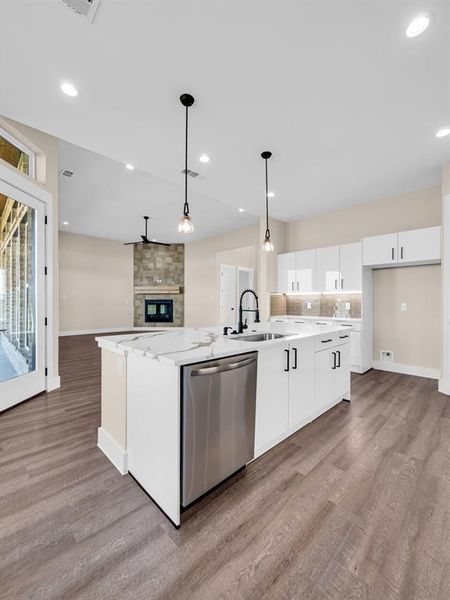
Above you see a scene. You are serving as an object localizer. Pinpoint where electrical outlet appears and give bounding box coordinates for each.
[345,302,351,310]
[400,302,407,311]
[306,302,312,310]
[381,350,393,362]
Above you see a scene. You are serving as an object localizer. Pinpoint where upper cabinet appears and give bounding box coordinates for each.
[362,226,441,267]
[316,246,340,292]
[277,252,296,293]
[340,242,362,291]
[398,226,441,264]
[296,249,317,293]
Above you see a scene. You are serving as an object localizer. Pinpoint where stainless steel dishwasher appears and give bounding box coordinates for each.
[181,352,257,507]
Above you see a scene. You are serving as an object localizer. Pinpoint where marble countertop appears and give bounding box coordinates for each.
[271,315,361,323]
[96,321,353,367]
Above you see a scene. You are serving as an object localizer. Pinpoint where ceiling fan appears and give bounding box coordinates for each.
[124,216,170,247]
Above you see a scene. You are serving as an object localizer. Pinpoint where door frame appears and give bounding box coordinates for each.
[219,263,237,327]
[0,160,58,406]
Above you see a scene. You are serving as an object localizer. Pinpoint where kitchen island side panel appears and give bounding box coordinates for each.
[126,353,181,526]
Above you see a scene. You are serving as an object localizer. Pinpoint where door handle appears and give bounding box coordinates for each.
[191,356,256,376]
[292,347,298,369]
[331,351,337,370]
[336,350,341,368]
[284,348,290,372]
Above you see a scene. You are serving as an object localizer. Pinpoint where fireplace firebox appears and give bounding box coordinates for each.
[145,299,174,323]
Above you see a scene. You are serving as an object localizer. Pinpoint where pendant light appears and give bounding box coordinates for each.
[178,93,195,233]
[261,151,274,252]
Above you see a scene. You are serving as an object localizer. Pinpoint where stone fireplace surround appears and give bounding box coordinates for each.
[133,243,184,328]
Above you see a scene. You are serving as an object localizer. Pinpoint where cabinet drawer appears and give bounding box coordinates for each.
[314,331,351,352]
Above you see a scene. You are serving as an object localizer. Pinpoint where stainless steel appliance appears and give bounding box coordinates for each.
[182,352,257,507]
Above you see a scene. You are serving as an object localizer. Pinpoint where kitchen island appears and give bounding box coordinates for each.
[96,321,352,526]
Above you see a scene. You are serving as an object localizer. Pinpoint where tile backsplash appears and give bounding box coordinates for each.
[270,293,362,319]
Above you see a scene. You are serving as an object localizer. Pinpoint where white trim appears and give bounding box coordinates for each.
[97,427,128,475]
[47,375,61,392]
[60,327,134,337]
[373,360,440,380]
[440,191,450,396]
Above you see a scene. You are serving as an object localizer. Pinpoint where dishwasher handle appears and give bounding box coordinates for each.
[191,356,256,376]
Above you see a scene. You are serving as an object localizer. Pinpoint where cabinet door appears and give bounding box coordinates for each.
[255,344,289,451]
[339,242,362,291]
[277,253,296,293]
[316,246,340,292]
[296,249,317,293]
[314,348,334,414]
[288,338,315,429]
[362,233,398,266]
[398,226,441,264]
[334,343,350,398]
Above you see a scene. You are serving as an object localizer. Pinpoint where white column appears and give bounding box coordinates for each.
[440,163,450,395]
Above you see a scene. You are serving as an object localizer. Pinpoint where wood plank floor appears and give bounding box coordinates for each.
[1,334,449,600]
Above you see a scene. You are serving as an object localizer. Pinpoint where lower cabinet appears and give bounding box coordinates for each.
[254,338,315,455]
[314,339,350,415]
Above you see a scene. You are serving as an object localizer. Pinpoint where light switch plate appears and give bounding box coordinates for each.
[307,302,312,310]
[400,302,407,311]
[345,302,351,310]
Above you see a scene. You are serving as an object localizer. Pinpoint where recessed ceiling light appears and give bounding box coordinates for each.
[436,127,450,138]
[406,13,433,38]
[199,154,210,163]
[125,164,135,170]
[268,191,275,198]
[238,208,245,213]
[62,221,69,226]
[60,82,78,97]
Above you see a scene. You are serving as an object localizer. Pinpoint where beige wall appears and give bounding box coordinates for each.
[185,224,259,327]
[284,185,442,371]
[373,265,441,369]
[59,232,133,333]
[0,116,60,384]
[286,186,441,251]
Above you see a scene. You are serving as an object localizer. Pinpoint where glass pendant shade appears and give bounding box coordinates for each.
[263,233,274,252]
[178,214,194,234]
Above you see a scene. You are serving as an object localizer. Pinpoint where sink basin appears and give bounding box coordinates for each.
[231,332,287,342]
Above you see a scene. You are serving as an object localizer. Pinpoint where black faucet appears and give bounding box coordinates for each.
[237,289,260,334]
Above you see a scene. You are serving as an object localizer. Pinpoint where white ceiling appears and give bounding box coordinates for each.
[58,139,258,242]
[1,0,449,241]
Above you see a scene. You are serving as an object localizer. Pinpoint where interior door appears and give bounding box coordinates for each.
[220,264,236,327]
[0,181,46,411]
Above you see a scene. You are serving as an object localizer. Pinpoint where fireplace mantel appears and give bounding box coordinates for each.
[134,286,182,295]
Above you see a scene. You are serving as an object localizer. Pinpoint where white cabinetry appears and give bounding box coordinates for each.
[398,226,441,264]
[255,343,289,451]
[288,338,315,429]
[277,253,296,293]
[314,335,350,415]
[316,246,340,292]
[296,249,317,293]
[362,227,441,267]
[339,242,362,291]
[362,233,398,266]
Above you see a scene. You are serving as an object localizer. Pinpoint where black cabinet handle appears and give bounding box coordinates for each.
[391,247,395,260]
[339,334,349,339]
[336,350,341,368]
[292,347,298,370]
[341,278,344,289]
[284,348,290,372]
[332,351,336,369]
[321,338,332,343]
[400,246,404,260]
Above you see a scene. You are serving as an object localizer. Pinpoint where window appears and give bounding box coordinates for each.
[0,127,35,178]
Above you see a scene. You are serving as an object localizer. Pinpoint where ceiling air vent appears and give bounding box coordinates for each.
[61,0,101,23]
[181,168,200,178]
[60,169,74,178]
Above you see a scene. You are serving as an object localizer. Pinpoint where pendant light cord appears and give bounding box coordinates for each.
[184,105,189,217]
[265,157,270,238]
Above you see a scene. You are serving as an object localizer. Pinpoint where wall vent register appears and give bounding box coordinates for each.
[145,299,173,323]
[61,0,101,22]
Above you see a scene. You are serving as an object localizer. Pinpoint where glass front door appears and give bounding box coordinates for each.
[0,181,45,411]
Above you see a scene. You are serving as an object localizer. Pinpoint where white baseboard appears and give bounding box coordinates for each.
[438,378,450,396]
[60,327,134,337]
[373,360,440,380]
[97,427,128,475]
[47,375,61,392]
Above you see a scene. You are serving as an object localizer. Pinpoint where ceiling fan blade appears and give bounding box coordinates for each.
[148,240,171,247]
[123,241,141,245]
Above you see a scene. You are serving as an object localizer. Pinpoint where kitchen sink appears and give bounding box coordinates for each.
[231,332,287,342]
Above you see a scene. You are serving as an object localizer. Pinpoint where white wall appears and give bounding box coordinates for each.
[59,232,133,334]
